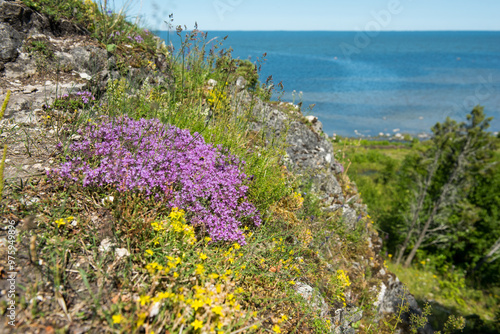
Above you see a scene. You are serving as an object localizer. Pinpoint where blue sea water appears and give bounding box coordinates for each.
[159,31,500,137]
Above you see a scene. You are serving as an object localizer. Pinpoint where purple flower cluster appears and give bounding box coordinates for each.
[76,91,95,104]
[49,116,261,244]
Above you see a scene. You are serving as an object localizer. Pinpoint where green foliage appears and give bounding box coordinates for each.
[25,40,54,58]
[342,108,500,329]
[234,59,259,89]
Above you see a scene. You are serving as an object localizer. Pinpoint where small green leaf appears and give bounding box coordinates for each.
[106,44,117,52]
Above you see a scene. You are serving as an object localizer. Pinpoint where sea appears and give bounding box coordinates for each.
[158,31,500,138]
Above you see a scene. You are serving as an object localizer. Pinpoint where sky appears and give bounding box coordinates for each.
[109,0,500,31]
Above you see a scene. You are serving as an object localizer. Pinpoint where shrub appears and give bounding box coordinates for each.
[49,116,261,244]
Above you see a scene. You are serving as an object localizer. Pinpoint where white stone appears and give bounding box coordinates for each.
[325,153,332,163]
[79,72,91,80]
[149,302,161,317]
[98,238,115,253]
[374,282,387,308]
[102,195,114,205]
[304,115,317,123]
[207,79,217,87]
[115,248,130,259]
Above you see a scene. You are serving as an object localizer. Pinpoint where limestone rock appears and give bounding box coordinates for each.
[70,46,107,73]
[304,115,324,135]
[0,23,22,65]
[294,281,329,318]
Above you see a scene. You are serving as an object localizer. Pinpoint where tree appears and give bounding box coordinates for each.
[396,106,495,267]
[394,123,453,265]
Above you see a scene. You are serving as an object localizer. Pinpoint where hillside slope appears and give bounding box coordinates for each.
[0,1,430,333]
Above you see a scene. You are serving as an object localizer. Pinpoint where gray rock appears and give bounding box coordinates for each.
[70,46,107,73]
[342,206,358,230]
[0,81,86,122]
[3,52,36,78]
[54,50,75,70]
[304,115,324,135]
[294,281,329,318]
[332,307,363,333]
[235,76,246,91]
[377,276,434,334]
[0,23,22,64]
[0,0,88,37]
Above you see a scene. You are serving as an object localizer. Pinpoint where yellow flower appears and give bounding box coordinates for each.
[272,325,282,333]
[112,314,123,324]
[145,249,154,256]
[136,312,147,328]
[204,237,212,243]
[212,305,223,316]
[191,319,203,330]
[191,299,204,310]
[173,272,179,278]
[233,243,241,250]
[420,260,426,266]
[251,325,258,330]
[55,218,66,228]
[208,273,219,279]
[199,252,207,260]
[139,295,151,306]
[195,264,205,276]
[151,222,164,231]
[281,315,288,322]
[288,281,295,285]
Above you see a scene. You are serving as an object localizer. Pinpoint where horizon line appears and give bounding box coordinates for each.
[155,29,500,33]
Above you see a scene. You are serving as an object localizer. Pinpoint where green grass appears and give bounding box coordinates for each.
[387,262,500,333]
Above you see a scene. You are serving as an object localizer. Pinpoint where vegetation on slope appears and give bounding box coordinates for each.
[339,112,500,333]
[0,0,473,333]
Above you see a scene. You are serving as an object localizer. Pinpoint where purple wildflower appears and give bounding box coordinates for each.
[134,35,144,43]
[49,116,261,244]
[76,91,95,104]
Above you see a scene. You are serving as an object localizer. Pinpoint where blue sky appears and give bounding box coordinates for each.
[110,0,500,31]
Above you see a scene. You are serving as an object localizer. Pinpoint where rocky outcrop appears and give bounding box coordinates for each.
[235,84,432,333]
[0,0,88,38]
[236,91,346,209]
[0,22,22,69]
